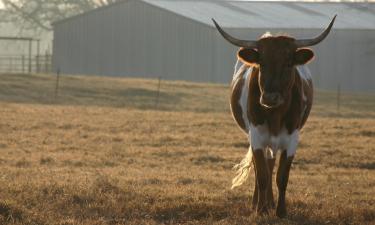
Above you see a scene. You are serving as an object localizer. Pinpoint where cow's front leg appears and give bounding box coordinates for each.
[276,150,294,218]
[267,158,276,208]
[252,157,274,210]
[253,149,269,214]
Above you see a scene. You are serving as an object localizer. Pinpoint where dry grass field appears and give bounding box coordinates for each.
[0,73,374,225]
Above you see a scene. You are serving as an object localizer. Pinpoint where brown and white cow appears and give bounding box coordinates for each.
[212,16,336,217]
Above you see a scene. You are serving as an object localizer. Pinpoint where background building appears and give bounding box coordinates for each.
[52,0,375,92]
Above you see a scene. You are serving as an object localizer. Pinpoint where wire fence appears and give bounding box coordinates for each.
[0,54,52,74]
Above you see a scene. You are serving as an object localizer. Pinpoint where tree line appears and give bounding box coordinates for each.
[1,0,119,32]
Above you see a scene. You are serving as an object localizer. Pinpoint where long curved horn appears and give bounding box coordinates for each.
[212,18,257,48]
[295,15,337,47]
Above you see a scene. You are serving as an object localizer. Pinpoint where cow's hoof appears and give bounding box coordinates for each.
[276,207,287,218]
[252,200,258,210]
[256,205,269,215]
[268,200,275,209]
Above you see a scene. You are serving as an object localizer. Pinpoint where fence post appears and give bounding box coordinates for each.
[337,83,341,114]
[28,40,32,73]
[35,55,39,73]
[22,55,25,73]
[36,39,40,73]
[55,68,61,100]
[155,76,161,109]
[45,52,50,73]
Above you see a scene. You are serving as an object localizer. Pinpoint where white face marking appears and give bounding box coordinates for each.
[249,124,299,158]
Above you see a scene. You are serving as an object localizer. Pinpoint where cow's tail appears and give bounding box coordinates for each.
[231,147,253,189]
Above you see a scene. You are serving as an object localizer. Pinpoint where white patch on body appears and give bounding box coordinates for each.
[239,67,252,131]
[249,124,299,158]
[234,59,244,76]
[233,60,253,131]
[297,65,311,120]
[297,65,312,82]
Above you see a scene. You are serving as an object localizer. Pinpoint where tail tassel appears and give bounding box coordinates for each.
[231,148,253,189]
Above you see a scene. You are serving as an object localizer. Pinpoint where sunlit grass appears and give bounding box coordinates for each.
[0,73,374,224]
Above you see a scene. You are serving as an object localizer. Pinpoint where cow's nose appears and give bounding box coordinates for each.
[261,92,283,108]
[264,92,280,102]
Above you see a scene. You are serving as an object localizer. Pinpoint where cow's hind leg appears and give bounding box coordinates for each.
[267,158,276,208]
[276,150,294,218]
[253,149,269,214]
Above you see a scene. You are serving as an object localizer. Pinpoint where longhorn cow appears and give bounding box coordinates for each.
[212,16,336,217]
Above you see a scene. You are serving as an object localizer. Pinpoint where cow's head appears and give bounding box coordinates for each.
[213,16,336,108]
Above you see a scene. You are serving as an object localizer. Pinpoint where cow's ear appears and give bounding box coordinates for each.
[294,48,314,65]
[237,48,259,65]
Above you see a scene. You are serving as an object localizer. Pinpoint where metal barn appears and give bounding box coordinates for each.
[52,0,375,92]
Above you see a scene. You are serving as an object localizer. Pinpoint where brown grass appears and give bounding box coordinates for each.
[0,73,374,225]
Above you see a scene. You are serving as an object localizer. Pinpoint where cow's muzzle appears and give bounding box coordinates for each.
[260,92,284,108]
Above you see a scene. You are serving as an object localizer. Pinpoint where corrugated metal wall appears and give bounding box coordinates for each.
[53,0,375,92]
[53,0,216,83]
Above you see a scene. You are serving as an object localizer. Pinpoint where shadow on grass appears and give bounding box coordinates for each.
[333,162,375,170]
[149,199,338,225]
[0,202,23,221]
[0,73,228,112]
[9,178,375,225]
[0,81,187,111]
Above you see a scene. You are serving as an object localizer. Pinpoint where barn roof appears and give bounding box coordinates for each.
[53,0,375,30]
[142,0,375,29]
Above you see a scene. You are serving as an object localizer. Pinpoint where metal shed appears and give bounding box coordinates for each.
[52,0,375,92]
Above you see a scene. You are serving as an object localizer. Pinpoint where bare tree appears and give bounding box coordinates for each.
[1,0,119,32]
